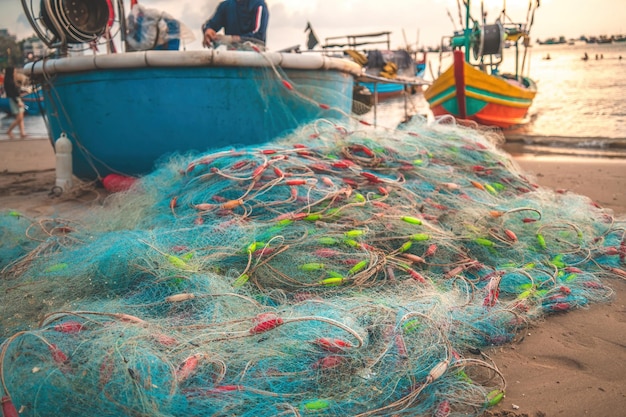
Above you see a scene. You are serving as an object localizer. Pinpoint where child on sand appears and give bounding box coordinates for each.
[4,67,27,139]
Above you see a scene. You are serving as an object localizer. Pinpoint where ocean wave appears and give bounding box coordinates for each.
[504,134,626,158]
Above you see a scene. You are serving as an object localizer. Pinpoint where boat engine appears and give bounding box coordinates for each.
[21,0,115,47]
[471,22,505,60]
[449,20,505,64]
[42,0,110,43]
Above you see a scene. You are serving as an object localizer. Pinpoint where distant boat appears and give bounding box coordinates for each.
[424,0,538,129]
[322,31,429,102]
[0,90,45,116]
[20,0,362,181]
[0,74,45,116]
[357,49,427,99]
[536,36,566,45]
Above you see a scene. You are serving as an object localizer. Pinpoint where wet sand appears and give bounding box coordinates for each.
[1,134,625,417]
[487,145,626,417]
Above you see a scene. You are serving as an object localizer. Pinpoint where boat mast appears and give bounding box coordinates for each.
[464,0,471,62]
[449,0,474,65]
[520,0,539,79]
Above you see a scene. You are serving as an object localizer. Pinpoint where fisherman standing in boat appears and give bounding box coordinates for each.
[202,0,269,46]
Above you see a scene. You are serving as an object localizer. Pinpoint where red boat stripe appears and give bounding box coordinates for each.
[453,50,467,119]
[254,6,263,33]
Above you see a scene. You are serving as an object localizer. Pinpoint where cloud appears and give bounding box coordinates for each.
[2,0,625,52]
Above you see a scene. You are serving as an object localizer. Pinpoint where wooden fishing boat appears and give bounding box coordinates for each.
[323,31,428,101]
[20,0,361,181]
[424,0,538,129]
[425,51,537,128]
[536,36,566,45]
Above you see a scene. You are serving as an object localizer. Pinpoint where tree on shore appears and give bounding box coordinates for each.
[0,31,23,67]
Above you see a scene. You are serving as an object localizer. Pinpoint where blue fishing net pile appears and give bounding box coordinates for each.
[0,117,624,417]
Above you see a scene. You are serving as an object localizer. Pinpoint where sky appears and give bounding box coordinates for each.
[1,0,625,52]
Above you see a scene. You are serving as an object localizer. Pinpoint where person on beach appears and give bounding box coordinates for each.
[202,0,269,47]
[3,67,27,139]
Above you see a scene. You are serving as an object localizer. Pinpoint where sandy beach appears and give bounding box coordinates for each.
[1,133,625,417]
[486,145,626,417]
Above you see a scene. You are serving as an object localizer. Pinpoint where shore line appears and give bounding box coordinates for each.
[504,134,626,157]
[502,142,626,159]
[505,134,626,143]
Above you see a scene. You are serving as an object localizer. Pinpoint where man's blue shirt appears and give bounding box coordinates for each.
[202,0,269,44]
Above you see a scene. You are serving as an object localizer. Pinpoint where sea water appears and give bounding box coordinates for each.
[5,42,625,156]
[504,43,626,149]
[371,41,626,157]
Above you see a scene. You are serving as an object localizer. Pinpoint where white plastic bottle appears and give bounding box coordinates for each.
[55,132,73,192]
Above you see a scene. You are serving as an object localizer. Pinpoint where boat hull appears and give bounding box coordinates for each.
[0,91,45,116]
[27,51,359,180]
[359,81,406,99]
[358,65,426,100]
[424,60,536,129]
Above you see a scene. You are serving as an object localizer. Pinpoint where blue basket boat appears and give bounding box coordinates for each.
[21,0,362,181]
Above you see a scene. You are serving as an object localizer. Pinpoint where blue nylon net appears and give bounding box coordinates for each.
[0,116,624,417]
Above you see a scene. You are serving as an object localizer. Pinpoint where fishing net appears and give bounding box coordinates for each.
[1,112,625,416]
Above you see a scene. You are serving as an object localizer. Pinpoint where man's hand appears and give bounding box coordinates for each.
[203,28,217,47]
[203,29,242,47]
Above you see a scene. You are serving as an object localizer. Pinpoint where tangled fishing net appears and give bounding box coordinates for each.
[1,112,625,416]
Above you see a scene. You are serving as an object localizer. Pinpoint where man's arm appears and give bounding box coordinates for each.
[240,3,268,43]
[202,2,227,44]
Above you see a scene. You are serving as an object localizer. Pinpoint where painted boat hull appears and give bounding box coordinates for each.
[359,65,426,100]
[26,50,360,180]
[424,60,536,129]
[359,81,406,99]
